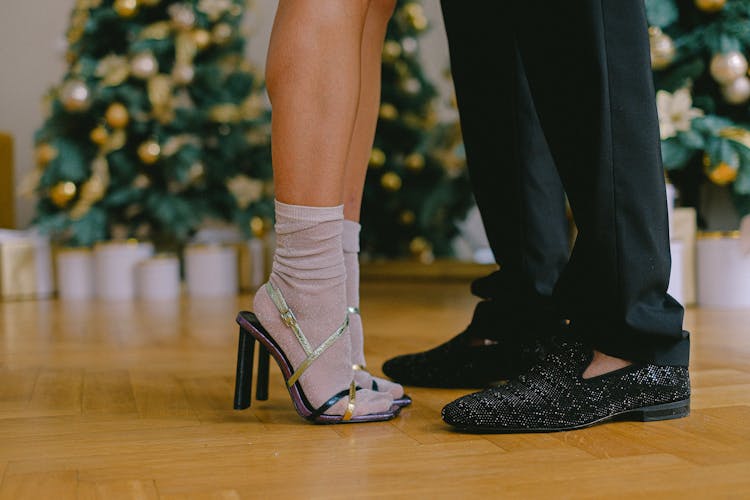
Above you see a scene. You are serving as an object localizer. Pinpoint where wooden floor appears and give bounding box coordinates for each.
[1,280,749,499]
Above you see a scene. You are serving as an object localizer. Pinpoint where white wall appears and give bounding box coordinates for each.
[0,0,451,228]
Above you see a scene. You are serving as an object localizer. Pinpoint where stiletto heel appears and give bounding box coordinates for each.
[234,282,400,423]
[234,327,256,410]
[256,344,270,401]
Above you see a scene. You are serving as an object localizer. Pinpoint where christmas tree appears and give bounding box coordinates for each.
[361,0,472,260]
[29,0,273,248]
[647,0,750,223]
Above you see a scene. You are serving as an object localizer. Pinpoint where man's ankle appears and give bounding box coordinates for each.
[582,350,632,379]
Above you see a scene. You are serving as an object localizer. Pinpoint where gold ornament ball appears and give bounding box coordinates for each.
[105,102,130,128]
[721,76,750,105]
[59,79,91,112]
[89,125,109,145]
[114,0,139,18]
[250,216,266,238]
[369,148,386,168]
[648,27,675,70]
[405,153,425,172]
[710,51,748,84]
[193,29,212,50]
[132,174,151,189]
[695,0,726,12]
[212,23,233,45]
[402,3,428,31]
[379,103,399,120]
[409,236,429,255]
[50,181,77,207]
[137,140,161,164]
[130,51,158,79]
[706,161,738,186]
[172,63,195,85]
[383,40,402,62]
[35,143,58,166]
[399,210,416,226]
[380,171,402,191]
[418,248,435,264]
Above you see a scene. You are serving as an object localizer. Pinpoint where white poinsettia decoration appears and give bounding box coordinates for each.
[227,175,264,209]
[657,87,704,140]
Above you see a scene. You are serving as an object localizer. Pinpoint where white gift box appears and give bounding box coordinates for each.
[56,248,95,300]
[184,244,238,297]
[666,183,676,238]
[238,239,266,291]
[94,240,154,301]
[0,228,54,300]
[697,232,750,309]
[667,240,684,306]
[135,255,181,301]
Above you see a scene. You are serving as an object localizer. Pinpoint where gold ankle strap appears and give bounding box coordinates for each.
[265,282,350,388]
[342,380,356,421]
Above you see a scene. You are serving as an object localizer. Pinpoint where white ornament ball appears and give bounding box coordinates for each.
[722,76,750,105]
[60,79,91,112]
[168,3,196,30]
[402,78,421,95]
[401,37,418,55]
[131,52,158,79]
[710,51,748,85]
[172,63,195,85]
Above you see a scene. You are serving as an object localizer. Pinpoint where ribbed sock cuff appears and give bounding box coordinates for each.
[275,199,344,224]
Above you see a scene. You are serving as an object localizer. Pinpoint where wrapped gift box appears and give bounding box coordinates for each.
[0,229,54,300]
[672,207,697,306]
[697,231,750,309]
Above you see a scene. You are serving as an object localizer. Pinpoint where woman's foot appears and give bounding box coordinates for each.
[253,202,394,419]
[343,220,407,403]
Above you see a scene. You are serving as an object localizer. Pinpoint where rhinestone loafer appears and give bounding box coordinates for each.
[441,338,690,433]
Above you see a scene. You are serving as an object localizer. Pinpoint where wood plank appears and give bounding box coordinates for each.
[89,479,159,500]
[26,369,83,418]
[159,490,242,500]
[0,470,78,500]
[130,372,196,419]
[82,370,138,416]
[0,368,37,415]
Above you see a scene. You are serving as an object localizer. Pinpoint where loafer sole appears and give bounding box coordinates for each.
[446,398,690,434]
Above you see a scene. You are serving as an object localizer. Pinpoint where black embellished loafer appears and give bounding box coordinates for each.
[382,300,565,388]
[441,339,690,433]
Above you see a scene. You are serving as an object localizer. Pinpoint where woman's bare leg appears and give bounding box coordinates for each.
[267,0,370,206]
[254,0,394,419]
[342,0,396,221]
[339,0,406,401]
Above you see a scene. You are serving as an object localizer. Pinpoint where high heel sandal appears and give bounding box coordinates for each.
[348,306,412,408]
[233,283,401,423]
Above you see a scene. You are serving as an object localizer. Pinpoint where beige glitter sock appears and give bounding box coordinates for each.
[253,201,392,417]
